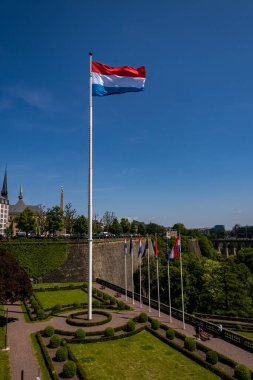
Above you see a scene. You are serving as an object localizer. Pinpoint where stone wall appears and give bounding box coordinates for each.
[42,239,142,287]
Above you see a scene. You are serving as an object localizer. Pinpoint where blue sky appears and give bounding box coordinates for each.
[1,0,253,229]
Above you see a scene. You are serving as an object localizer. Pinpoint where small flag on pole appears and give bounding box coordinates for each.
[169,236,181,259]
[129,237,133,255]
[142,239,148,258]
[124,239,127,256]
[138,238,143,257]
[92,61,146,96]
[153,239,159,260]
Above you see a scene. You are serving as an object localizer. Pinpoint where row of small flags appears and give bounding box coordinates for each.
[124,237,181,260]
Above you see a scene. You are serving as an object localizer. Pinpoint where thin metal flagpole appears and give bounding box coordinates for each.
[167,237,172,323]
[179,233,185,329]
[156,238,160,317]
[124,240,128,301]
[139,253,142,308]
[147,236,151,312]
[88,52,93,320]
[131,237,135,304]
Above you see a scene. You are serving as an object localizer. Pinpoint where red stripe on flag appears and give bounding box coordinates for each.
[92,61,146,78]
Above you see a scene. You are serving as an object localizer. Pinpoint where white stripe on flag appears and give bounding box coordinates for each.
[92,72,145,89]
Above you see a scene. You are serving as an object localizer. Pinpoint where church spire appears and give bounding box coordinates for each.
[18,184,23,200]
[1,167,8,199]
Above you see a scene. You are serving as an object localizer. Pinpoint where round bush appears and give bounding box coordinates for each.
[124,320,136,332]
[63,360,77,378]
[37,309,45,319]
[110,297,116,305]
[138,312,148,323]
[206,350,218,365]
[49,334,61,348]
[234,364,251,380]
[55,347,68,362]
[166,328,175,340]
[52,304,62,313]
[43,326,55,337]
[103,293,110,301]
[151,319,160,330]
[75,328,86,339]
[105,327,115,337]
[92,288,97,295]
[184,337,196,352]
[117,301,125,310]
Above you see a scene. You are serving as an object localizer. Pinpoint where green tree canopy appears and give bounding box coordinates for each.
[73,215,88,235]
[45,206,63,235]
[120,218,131,233]
[15,207,36,237]
[110,218,123,235]
[236,247,253,273]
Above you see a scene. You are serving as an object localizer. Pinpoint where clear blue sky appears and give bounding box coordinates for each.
[1,0,253,229]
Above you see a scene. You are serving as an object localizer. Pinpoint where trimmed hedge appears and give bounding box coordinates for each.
[74,329,86,339]
[151,319,160,330]
[124,320,136,332]
[35,333,59,380]
[138,312,148,323]
[49,334,61,348]
[55,347,68,362]
[66,310,112,327]
[206,350,218,365]
[43,326,55,337]
[234,364,251,380]
[63,360,77,378]
[184,337,196,352]
[105,327,115,337]
[166,328,175,340]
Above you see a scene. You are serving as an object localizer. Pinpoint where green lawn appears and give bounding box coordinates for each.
[0,306,6,349]
[0,351,11,380]
[69,330,221,380]
[31,334,51,380]
[236,331,253,340]
[33,282,85,289]
[35,289,89,309]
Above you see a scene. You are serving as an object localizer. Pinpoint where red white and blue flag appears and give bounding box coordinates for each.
[153,239,159,260]
[92,61,146,96]
[169,236,181,259]
[138,238,143,257]
[142,239,149,258]
[124,239,127,256]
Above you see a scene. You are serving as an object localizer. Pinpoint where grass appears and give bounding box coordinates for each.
[0,306,6,349]
[0,351,11,380]
[235,330,253,340]
[33,282,86,289]
[30,333,51,380]
[35,289,89,309]
[69,330,221,380]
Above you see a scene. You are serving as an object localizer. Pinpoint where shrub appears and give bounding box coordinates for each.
[96,290,102,297]
[63,360,77,378]
[103,293,109,301]
[151,319,160,330]
[43,326,55,337]
[49,334,61,348]
[92,288,97,295]
[124,320,136,332]
[138,312,148,323]
[105,327,115,337]
[75,328,86,339]
[206,350,218,365]
[52,304,62,314]
[73,302,81,309]
[93,299,100,307]
[166,328,175,340]
[37,309,45,319]
[236,324,242,331]
[234,364,251,380]
[110,297,116,305]
[55,347,68,362]
[184,337,196,352]
[69,284,74,289]
[117,301,125,310]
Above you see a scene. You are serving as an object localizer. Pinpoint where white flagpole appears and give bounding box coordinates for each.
[167,259,172,323]
[88,52,93,320]
[156,254,160,317]
[147,236,151,312]
[131,238,135,305]
[179,233,185,329]
[124,241,128,301]
[139,254,142,308]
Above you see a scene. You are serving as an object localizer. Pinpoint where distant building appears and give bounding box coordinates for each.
[0,169,9,236]
[232,224,253,239]
[166,229,178,239]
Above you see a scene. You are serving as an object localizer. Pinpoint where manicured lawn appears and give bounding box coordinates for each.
[0,306,6,349]
[69,330,220,380]
[33,282,85,289]
[0,351,11,380]
[236,331,253,340]
[35,289,89,309]
[31,333,51,380]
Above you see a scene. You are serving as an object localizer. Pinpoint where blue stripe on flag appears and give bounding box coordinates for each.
[92,84,144,96]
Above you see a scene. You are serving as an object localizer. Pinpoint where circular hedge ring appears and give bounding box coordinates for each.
[66,310,112,327]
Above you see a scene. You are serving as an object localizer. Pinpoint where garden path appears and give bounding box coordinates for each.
[6,283,253,380]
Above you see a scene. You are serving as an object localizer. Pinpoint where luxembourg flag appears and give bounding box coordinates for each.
[169,236,181,259]
[92,61,146,96]
[138,238,143,257]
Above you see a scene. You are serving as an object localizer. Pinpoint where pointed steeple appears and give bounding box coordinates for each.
[1,167,8,199]
[18,184,23,200]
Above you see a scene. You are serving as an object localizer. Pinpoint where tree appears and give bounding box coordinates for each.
[138,222,147,235]
[37,204,46,235]
[15,207,36,237]
[0,247,32,303]
[45,206,63,235]
[110,218,123,235]
[102,211,115,231]
[236,248,253,273]
[73,215,88,235]
[173,223,187,235]
[64,203,77,234]
[198,235,216,258]
[120,218,131,233]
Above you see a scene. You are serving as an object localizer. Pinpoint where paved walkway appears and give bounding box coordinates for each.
[5,284,253,380]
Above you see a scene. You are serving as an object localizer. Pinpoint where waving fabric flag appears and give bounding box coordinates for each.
[138,238,143,257]
[169,236,181,259]
[92,61,146,96]
[129,238,133,255]
[166,239,170,261]
[124,239,127,256]
[142,239,149,258]
[153,239,159,260]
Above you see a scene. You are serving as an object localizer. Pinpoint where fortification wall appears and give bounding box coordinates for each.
[42,239,142,287]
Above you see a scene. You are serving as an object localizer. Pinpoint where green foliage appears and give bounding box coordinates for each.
[15,207,36,237]
[206,350,218,365]
[74,328,86,339]
[120,218,131,233]
[166,328,175,340]
[1,240,67,278]
[45,206,63,234]
[52,304,62,313]
[49,334,61,348]
[124,320,136,332]
[236,248,253,273]
[184,337,196,352]
[110,218,123,235]
[55,347,68,362]
[151,319,160,330]
[73,302,81,309]
[63,360,77,378]
[234,364,251,380]
[73,215,88,235]
[36,309,45,319]
[105,327,115,337]
[138,312,148,323]
[43,326,55,337]
[198,236,215,258]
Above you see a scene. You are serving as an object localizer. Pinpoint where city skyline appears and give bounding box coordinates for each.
[1,1,253,229]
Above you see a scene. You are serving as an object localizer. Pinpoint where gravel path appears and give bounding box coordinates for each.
[5,284,253,380]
